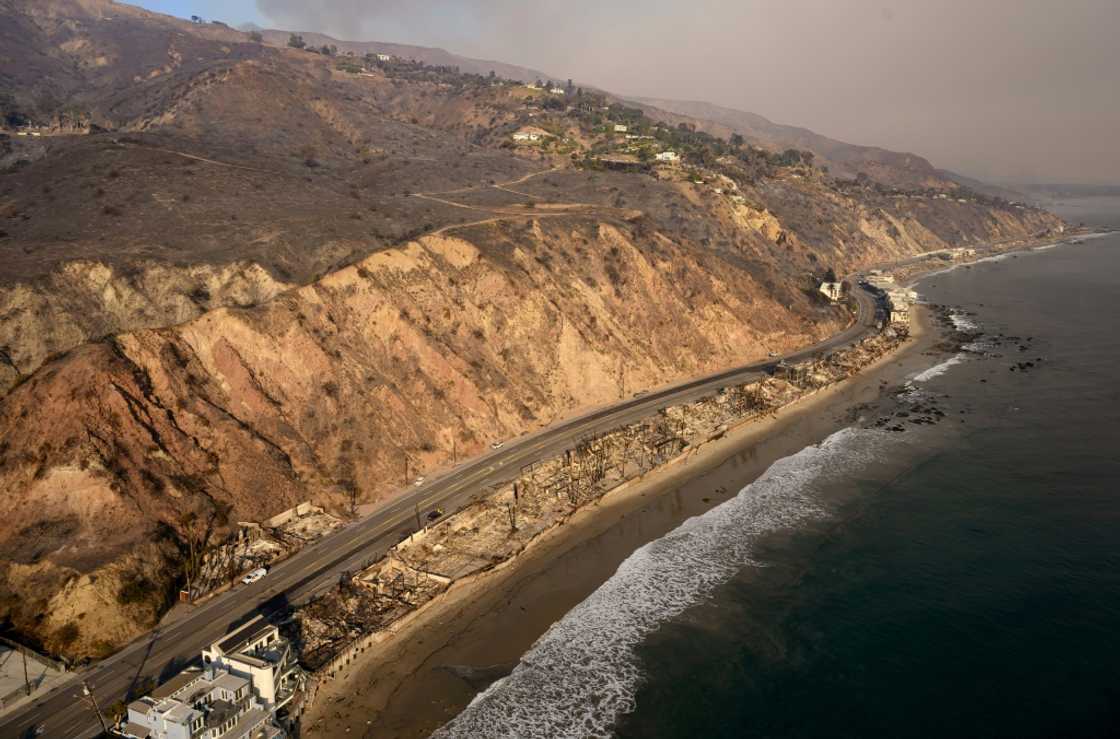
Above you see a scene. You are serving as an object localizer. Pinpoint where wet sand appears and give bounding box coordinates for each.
[302,309,943,738]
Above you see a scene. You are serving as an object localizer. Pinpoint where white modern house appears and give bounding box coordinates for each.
[511,126,551,144]
[116,619,301,739]
[655,151,680,163]
[819,281,843,302]
[120,665,280,739]
[613,124,629,133]
[201,619,302,710]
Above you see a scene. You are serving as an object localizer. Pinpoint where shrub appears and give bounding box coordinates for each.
[55,622,80,645]
[117,575,157,605]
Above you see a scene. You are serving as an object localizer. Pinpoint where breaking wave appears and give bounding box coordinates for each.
[431,428,892,739]
[949,312,981,333]
[911,354,967,383]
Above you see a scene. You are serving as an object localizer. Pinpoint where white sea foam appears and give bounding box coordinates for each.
[431,428,890,739]
[1076,231,1114,241]
[949,312,980,333]
[911,354,966,383]
[972,253,1013,265]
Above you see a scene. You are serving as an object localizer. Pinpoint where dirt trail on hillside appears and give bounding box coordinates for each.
[415,166,633,236]
[123,143,277,174]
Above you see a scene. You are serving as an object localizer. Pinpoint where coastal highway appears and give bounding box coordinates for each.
[1,286,877,739]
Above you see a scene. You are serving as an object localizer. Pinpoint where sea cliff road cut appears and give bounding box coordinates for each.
[2,285,877,739]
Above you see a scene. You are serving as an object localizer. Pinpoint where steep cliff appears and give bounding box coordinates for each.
[0,0,1067,658]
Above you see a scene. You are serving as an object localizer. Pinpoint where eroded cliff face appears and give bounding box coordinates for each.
[0,0,1071,662]
[0,259,295,394]
[0,168,1069,658]
[0,217,839,657]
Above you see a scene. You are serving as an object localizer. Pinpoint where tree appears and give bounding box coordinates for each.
[824,267,838,283]
[190,15,202,24]
[248,30,263,43]
[288,33,306,49]
[730,133,745,148]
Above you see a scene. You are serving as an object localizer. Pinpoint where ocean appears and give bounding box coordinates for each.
[433,209,1120,738]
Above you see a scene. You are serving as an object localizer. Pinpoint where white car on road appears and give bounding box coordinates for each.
[241,567,268,585]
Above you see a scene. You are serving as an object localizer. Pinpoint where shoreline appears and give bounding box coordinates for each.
[892,227,1110,288]
[301,307,945,738]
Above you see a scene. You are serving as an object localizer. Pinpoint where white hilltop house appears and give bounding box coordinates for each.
[375,53,391,62]
[655,151,680,163]
[549,86,566,95]
[819,281,843,302]
[613,124,629,133]
[511,126,552,144]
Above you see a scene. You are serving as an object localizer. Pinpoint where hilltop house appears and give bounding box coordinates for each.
[819,281,843,302]
[375,53,391,62]
[655,151,680,163]
[549,87,566,95]
[511,126,552,144]
[613,124,629,133]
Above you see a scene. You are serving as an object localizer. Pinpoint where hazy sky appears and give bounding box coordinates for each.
[135,0,1119,184]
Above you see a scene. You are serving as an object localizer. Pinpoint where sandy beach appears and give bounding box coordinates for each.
[302,307,944,738]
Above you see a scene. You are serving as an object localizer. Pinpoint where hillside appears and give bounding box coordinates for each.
[630,97,957,191]
[0,0,1064,657]
[254,28,553,85]
[249,27,983,192]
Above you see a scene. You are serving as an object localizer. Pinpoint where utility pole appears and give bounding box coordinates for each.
[81,679,109,735]
[403,453,410,487]
[22,647,29,696]
[414,502,422,532]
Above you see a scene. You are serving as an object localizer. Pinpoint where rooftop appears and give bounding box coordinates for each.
[204,698,240,730]
[120,721,151,738]
[216,619,275,656]
[163,701,199,724]
[150,669,203,700]
[213,672,250,694]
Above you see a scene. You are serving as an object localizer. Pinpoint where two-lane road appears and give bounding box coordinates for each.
[1,286,877,739]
